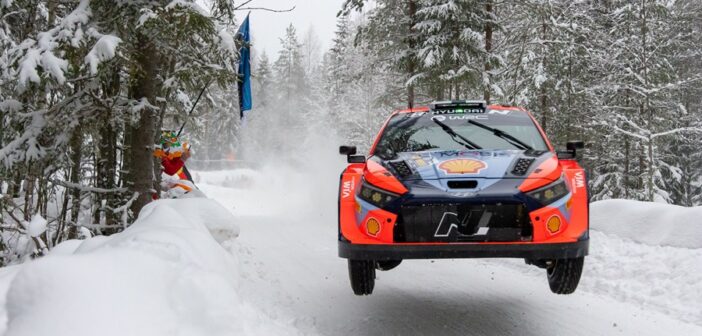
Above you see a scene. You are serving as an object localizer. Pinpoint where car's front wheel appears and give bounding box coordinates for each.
[546,257,584,294]
[376,259,402,271]
[348,259,375,295]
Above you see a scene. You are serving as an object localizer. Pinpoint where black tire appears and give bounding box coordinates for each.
[376,259,402,271]
[348,259,375,295]
[547,257,584,294]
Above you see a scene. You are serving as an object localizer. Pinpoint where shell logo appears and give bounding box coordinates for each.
[439,159,487,174]
[366,218,381,237]
[546,215,562,234]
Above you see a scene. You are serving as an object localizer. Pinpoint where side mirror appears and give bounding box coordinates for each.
[566,141,584,151]
[339,145,357,156]
[347,155,366,164]
[558,140,585,160]
[340,145,365,163]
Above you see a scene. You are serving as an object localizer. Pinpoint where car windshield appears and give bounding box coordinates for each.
[373,110,549,159]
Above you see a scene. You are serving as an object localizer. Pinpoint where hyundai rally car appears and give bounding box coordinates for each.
[338,100,589,296]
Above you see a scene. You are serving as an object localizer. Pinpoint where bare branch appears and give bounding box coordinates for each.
[236,6,295,13]
[234,0,254,10]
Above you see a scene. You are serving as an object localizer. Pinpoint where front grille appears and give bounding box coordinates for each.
[388,160,413,178]
[394,203,532,243]
[511,158,535,176]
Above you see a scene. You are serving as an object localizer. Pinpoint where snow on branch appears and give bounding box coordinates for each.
[52,180,127,194]
[130,98,160,113]
[14,0,121,89]
[652,127,702,139]
[0,111,47,166]
[608,124,648,141]
[84,30,122,75]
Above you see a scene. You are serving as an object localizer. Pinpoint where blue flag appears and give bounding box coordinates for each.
[237,14,252,119]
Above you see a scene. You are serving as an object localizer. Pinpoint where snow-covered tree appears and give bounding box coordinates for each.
[0,0,241,264]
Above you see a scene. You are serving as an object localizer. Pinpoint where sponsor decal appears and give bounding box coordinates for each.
[341,179,355,198]
[449,191,477,198]
[408,112,427,118]
[439,159,488,174]
[434,212,460,237]
[432,108,484,114]
[438,150,500,157]
[414,158,428,167]
[366,218,381,237]
[434,210,492,237]
[546,215,561,234]
[573,171,586,189]
[432,114,488,121]
[488,110,511,115]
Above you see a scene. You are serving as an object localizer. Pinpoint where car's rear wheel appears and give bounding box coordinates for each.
[348,259,375,295]
[376,259,402,271]
[546,257,584,294]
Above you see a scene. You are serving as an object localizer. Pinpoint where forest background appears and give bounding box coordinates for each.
[1,0,700,264]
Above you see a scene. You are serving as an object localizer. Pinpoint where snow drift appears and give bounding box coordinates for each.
[591,199,702,249]
[0,198,296,336]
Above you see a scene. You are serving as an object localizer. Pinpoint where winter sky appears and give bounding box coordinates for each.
[236,0,347,58]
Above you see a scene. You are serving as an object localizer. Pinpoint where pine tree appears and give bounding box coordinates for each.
[0,0,241,262]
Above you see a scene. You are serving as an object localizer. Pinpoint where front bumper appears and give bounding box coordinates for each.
[338,238,588,260]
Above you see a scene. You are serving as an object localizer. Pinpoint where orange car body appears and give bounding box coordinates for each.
[338,103,589,260]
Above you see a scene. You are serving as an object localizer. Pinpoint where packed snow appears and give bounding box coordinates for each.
[196,166,702,335]
[0,162,700,335]
[0,198,296,336]
[591,199,702,249]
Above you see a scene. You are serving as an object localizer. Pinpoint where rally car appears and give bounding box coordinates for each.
[337,100,588,296]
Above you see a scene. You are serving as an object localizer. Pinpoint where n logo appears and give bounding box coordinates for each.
[434,210,492,237]
[434,212,461,237]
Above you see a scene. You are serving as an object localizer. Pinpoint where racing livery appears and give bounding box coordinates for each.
[338,100,589,295]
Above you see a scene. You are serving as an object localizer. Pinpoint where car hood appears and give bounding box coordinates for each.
[380,150,559,181]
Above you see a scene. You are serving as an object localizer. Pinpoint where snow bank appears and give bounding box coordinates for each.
[583,231,702,326]
[591,199,702,249]
[0,198,296,336]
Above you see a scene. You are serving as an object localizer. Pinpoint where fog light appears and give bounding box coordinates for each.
[546,215,561,234]
[367,218,381,237]
[544,189,555,199]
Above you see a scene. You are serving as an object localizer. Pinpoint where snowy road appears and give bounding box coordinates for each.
[197,168,702,336]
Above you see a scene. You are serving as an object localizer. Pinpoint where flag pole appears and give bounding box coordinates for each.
[177,79,212,137]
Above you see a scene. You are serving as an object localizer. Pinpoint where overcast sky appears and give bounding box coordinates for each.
[235,0,347,59]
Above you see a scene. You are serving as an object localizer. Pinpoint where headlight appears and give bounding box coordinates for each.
[358,180,400,208]
[528,177,570,206]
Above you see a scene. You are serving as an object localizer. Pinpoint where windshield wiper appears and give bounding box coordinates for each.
[467,120,533,150]
[432,118,482,150]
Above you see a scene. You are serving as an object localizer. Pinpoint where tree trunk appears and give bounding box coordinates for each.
[10,171,22,198]
[95,65,120,229]
[640,0,654,201]
[67,130,83,239]
[624,138,630,199]
[406,0,417,108]
[484,0,493,104]
[539,17,548,132]
[127,33,159,218]
[22,164,35,221]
